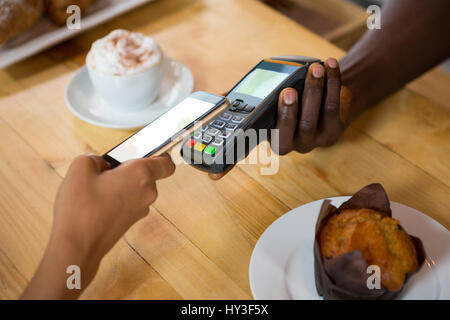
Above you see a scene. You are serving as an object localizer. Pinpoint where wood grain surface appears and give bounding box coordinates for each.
[0,0,448,299]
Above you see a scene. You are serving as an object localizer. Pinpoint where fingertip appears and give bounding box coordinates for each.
[325,57,338,69]
[156,152,175,166]
[168,159,176,176]
[208,173,224,180]
[311,63,324,78]
[280,150,291,156]
[278,88,298,121]
[208,165,234,180]
[156,152,171,160]
[153,153,176,176]
[281,87,297,105]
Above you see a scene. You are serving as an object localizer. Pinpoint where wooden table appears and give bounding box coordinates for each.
[0,0,449,299]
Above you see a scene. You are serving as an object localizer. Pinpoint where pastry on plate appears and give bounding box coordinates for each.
[314,183,426,300]
[45,0,97,25]
[0,0,45,46]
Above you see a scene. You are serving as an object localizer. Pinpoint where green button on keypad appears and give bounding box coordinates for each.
[204,146,216,155]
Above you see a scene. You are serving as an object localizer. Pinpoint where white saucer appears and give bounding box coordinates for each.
[65,57,194,129]
[249,197,450,300]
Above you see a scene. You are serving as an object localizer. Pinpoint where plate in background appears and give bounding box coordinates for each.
[65,56,194,129]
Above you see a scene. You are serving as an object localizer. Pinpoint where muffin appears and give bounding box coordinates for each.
[314,183,425,299]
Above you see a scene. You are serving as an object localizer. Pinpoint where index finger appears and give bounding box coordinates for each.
[118,154,175,183]
[146,153,176,181]
[319,58,342,144]
[275,88,298,155]
[297,63,324,152]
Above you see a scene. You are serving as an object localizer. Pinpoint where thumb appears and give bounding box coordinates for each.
[274,88,298,155]
[340,85,352,124]
[66,155,110,179]
[88,155,111,173]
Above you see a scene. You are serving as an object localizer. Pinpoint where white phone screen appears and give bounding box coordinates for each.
[107,97,217,162]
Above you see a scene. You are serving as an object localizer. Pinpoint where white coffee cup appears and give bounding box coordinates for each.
[86,30,164,111]
[87,54,163,111]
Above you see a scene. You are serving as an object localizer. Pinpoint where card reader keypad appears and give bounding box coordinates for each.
[211,120,226,129]
[185,100,256,157]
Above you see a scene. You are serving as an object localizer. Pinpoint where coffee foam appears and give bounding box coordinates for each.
[88,29,162,76]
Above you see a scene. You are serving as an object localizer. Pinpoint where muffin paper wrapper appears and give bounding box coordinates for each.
[314,183,426,300]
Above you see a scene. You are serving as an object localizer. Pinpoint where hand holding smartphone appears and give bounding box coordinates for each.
[103,92,227,168]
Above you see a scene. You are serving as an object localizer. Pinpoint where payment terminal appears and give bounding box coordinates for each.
[181,56,321,173]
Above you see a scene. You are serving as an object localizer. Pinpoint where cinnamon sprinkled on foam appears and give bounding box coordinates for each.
[88,29,162,76]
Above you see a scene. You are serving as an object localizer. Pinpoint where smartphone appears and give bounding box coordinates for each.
[103,91,227,168]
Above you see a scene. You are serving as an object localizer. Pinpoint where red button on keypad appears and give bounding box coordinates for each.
[186,138,195,148]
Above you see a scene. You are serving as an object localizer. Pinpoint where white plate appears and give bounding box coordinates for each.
[65,56,194,129]
[249,196,450,300]
[0,0,154,69]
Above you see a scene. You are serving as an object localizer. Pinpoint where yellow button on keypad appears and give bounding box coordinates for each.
[194,142,206,152]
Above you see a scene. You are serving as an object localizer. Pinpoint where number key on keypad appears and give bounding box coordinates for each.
[212,120,226,129]
[202,134,213,144]
[193,131,202,139]
[236,103,246,111]
[212,137,224,146]
[225,123,237,131]
[219,131,232,139]
[219,113,232,121]
[206,128,220,136]
[231,116,244,124]
[244,105,255,113]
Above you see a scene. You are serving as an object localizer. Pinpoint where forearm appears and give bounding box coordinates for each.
[20,232,101,300]
[340,0,450,116]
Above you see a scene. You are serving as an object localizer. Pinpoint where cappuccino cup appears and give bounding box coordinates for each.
[86,29,164,111]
